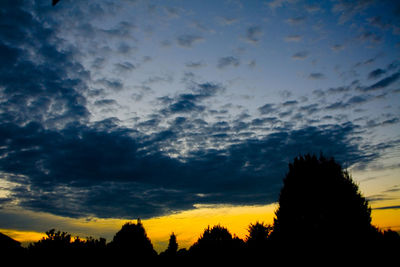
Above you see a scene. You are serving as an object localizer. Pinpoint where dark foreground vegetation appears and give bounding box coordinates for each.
[1,155,399,264]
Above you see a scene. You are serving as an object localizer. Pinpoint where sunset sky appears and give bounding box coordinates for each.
[1,0,399,252]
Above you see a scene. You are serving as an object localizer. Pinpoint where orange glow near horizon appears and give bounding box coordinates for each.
[143,203,278,252]
[0,229,46,246]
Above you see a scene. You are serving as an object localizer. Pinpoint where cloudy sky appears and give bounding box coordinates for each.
[1,0,399,250]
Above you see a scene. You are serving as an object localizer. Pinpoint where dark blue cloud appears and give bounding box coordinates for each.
[0,0,90,127]
[258,103,276,115]
[94,99,118,107]
[308,73,325,80]
[0,117,380,219]
[217,56,240,69]
[160,82,224,115]
[325,95,369,110]
[245,26,263,44]
[363,72,400,91]
[292,51,309,60]
[177,34,203,48]
[368,68,386,80]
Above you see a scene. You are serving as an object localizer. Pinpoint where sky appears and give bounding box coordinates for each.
[0,0,399,252]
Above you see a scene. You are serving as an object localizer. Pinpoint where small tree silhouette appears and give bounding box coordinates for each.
[271,154,375,249]
[108,219,156,260]
[160,232,179,260]
[189,225,244,260]
[165,232,178,255]
[246,222,272,251]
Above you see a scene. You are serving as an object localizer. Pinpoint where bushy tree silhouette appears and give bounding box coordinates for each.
[108,219,156,260]
[246,222,272,251]
[271,154,375,250]
[29,229,72,252]
[189,225,244,260]
[27,229,107,263]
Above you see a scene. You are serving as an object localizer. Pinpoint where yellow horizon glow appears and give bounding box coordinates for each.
[2,201,398,253]
[0,203,277,252]
[0,229,46,246]
[143,203,278,252]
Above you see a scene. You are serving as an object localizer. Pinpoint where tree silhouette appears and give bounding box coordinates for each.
[189,225,244,260]
[27,229,107,263]
[165,232,178,255]
[271,154,376,251]
[246,222,272,253]
[29,229,72,252]
[159,232,179,262]
[107,219,156,260]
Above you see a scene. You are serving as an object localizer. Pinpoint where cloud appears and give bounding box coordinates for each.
[164,6,184,19]
[267,0,297,9]
[308,73,325,80]
[286,16,307,25]
[245,26,263,44]
[185,61,206,68]
[292,51,309,60]
[160,82,224,115]
[248,60,256,68]
[284,35,302,42]
[0,1,90,128]
[358,31,382,44]
[217,56,240,69]
[373,205,400,210]
[0,119,376,219]
[96,78,124,91]
[177,34,204,48]
[325,95,369,110]
[282,100,298,107]
[218,16,239,26]
[164,96,206,114]
[298,104,319,115]
[332,0,375,24]
[94,99,118,107]
[365,117,400,128]
[160,40,172,47]
[258,103,277,115]
[363,72,400,91]
[331,44,345,51]
[305,3,322,13]
[114,61,137,72]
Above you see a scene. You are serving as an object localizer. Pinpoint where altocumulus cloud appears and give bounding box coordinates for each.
[0,1,90,128]
[0,118,377,219]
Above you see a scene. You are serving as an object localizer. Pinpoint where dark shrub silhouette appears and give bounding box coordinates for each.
[189,225,244,260]
[28,229,72,253]
[246,222,272,252]
[27,229,107,263]
[271,154,376,251]
[107,219,156,260]
[378,229,400,255]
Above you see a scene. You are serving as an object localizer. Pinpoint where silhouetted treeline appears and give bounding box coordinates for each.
[1,154,399,263]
